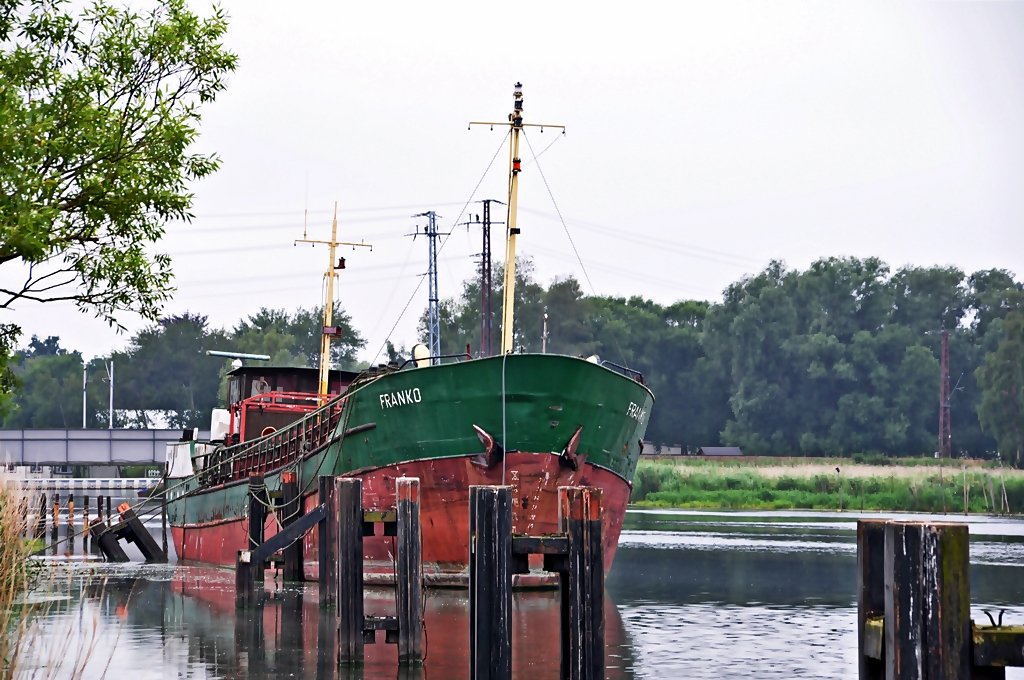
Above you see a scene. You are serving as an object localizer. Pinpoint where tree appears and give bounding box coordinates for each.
[231,305,365,369]
[976,312,1024,466]
[1,349,84,427]
[113,313,228,428]
[0,0,237,413]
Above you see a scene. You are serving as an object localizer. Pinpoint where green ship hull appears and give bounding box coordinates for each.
[167,353,654,580]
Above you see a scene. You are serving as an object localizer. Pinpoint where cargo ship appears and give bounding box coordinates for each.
[165,83,654,584]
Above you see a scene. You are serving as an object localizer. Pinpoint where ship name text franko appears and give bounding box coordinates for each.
[379,388,424,409]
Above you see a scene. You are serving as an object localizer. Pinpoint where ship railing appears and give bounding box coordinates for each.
[397,351,474,369]
[237,390,330,411]
[200,394,346,485]
[599,359,646,385]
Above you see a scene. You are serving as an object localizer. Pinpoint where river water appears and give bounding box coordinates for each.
[20,509,1024,679]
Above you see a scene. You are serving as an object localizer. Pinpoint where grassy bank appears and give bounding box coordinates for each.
[630,457,1024,514]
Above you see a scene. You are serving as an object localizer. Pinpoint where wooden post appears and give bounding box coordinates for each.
[67,494,74,528]
[106,496,112,526]
[281,470,304,581]
[118,504,167,562]
[883,521,972,680]
[84,495,90,527]
[469,485,512,680]
[161,495,168,557]
[885,522,924,680]
[19,497,27,536]
[90,518,129,562]
[559,486,604,680]
[52,493,59,532]
[248,475,266,581]
[318,475,339,606]
[396,477,423,665]
[858,520,886,680]
[336,477,364,664]
[921,524,971,680]
[236,549,255,608]
[35,493,46,538]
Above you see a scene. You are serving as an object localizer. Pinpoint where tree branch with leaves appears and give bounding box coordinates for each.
[0,0,236,414]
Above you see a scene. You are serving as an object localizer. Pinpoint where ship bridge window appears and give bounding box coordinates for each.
[228,378,241,405]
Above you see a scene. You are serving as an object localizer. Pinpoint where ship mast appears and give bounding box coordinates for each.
[295,203,372,397]
[470,83,564,353]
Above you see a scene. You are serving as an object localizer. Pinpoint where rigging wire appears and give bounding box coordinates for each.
[367,130,511,366]
[522,130,630,364]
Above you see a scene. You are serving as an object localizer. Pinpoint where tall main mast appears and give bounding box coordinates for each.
[470,83,564,354]
[295,203,372,397]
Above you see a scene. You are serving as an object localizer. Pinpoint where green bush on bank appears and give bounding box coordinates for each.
[630,461,1024,514]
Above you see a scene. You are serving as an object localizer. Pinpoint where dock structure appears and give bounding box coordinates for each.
[857,519,1024,679]
[235,474,424,667]
[469,484,605,680]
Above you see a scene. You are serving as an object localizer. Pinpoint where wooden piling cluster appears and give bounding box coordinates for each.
[28,493,115,540]
[235,475,424,667]
[858,519,1024,679]
[469,485,605,680]
[89,503,167,563]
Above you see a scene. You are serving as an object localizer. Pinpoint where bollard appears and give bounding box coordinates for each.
[469,485,512,680]
[558,486,604,680]
[335,477,364,663]
[281,470,304,581]
[396,477,423,665]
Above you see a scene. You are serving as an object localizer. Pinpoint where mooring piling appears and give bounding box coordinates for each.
[248,475,267,564]
[234,474,424,666]
[468,484,605,680]
[280,470,303,581]
[396,477,423,665]
[335,477,363,660]
[858,519,1024,679]
[35,493,46,538]
[469,485,513,680]
[67,494,74,528]
[90,517,129,561]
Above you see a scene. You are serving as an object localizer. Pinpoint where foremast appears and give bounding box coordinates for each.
[295,204,371,398]
[471,83,564,354]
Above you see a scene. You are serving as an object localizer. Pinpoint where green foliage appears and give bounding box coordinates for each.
[0,0,236,323]
[0,0,235,418]
[976,312,1024,466]
[232,304,364,369]
[630,460,1024,513]
[703,258,1022,456]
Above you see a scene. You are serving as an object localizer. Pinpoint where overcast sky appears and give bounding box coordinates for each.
[7,0,1024,364]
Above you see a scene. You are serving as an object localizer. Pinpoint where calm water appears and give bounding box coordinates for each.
[21,508,1024,679]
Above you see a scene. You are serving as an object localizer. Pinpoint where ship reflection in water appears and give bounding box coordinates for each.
[28,566,636,679]
[23,510,1024,679]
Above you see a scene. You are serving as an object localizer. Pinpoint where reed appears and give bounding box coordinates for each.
[0,483,35,678]
[631,459,1024,514]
